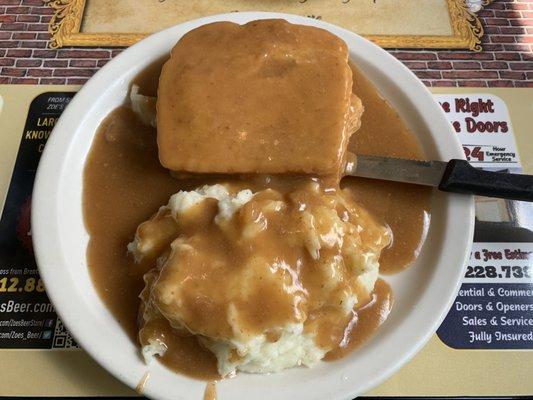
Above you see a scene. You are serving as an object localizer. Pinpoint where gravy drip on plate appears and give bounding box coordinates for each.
[204,381,217,400]
[83,107,218,379]
[135,371,150,395]
[84,52,430,380]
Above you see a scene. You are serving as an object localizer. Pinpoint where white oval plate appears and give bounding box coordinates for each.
[32,12,474,400]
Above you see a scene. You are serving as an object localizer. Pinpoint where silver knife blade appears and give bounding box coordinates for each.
[344,154,448,187]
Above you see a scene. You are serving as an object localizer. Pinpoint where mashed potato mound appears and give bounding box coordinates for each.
[129,180,390,376]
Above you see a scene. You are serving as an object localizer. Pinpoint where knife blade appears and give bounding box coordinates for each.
[344,154,448,187]
[343,153,533,202]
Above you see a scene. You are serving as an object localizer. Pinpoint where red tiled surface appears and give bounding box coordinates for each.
[0,0,532,87]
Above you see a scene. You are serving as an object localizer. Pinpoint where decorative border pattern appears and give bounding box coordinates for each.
[46,0,84,49]
[45,0,489,51]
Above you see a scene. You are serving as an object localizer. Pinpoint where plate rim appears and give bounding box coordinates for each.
[32,11,474,400]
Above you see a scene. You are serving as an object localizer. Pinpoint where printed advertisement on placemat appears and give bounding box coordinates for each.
[0,85,531,398]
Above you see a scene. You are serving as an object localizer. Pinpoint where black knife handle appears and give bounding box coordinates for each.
[438,159,533,202]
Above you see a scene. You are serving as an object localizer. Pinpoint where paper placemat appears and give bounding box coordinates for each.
[0,85,531,398]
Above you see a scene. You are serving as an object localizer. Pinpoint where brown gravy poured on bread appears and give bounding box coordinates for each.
[83,20,431,380]
[157,20,361,176]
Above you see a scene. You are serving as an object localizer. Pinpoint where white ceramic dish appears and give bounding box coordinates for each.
[32,12,474,400]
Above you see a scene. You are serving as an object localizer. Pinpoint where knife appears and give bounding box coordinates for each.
[344,154,533,202]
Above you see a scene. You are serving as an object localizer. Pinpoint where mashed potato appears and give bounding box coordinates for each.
[129,180,390,376]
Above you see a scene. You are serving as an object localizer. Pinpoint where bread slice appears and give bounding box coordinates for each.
[157,19,362,175]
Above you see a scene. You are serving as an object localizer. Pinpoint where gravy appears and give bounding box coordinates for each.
[83,29,431,380]
[344,65,431,273]
[83,107,219,378]
[157,20,361,176]
[204,381,217,400]
[325,279,393,360]
[135,177,390,376]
